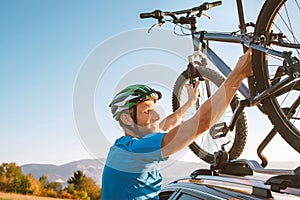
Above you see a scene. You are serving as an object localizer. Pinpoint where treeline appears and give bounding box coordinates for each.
[0,162,101,200]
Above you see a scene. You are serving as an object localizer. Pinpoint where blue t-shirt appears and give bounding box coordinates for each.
[102,132,167,200]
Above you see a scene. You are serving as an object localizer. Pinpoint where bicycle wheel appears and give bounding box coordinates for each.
[172,66,248,164]
[253,0,300,152]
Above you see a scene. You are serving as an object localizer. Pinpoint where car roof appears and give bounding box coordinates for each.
[160,159,300,200]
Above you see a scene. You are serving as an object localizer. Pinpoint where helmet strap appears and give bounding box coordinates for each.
[131,105,138,125]
[129,105,141,136]
[120,105,141,137]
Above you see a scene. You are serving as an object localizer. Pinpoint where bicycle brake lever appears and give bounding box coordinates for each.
[201,13,211,19]
[147,22,165,33]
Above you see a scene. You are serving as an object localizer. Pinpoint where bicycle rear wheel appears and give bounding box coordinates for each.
[253,0,300,152]
[172,67,248,164]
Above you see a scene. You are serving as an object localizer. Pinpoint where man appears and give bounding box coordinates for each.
[102,49,253,199]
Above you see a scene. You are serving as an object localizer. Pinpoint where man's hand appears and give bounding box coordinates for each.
[235,48,253,78]
[159,81,200,132]
[185,81,201,105]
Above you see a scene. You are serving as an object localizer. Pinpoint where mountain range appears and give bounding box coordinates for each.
[21,158,208,186]
[21,158,299,187]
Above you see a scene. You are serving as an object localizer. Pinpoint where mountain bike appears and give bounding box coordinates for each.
[140,0,300,165]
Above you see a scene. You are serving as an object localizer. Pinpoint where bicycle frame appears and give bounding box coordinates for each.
[190,0,300,107]
[194,31,295,106]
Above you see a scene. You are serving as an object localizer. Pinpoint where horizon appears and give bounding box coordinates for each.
[17,157,300,170]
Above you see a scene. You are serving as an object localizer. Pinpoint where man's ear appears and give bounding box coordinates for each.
[119,113,133,126]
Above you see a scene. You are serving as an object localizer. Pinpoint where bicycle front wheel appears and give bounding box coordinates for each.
[253,0,300,152]
[172,67,248,164]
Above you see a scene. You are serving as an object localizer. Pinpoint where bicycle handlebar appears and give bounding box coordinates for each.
[140,1,222,21]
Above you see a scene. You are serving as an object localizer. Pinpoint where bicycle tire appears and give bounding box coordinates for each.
[253,0,300,152]
[172,66,248,163]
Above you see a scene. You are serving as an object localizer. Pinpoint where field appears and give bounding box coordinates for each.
[0,192,69,200]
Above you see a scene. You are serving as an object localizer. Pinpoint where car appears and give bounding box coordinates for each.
[159,151,300,200]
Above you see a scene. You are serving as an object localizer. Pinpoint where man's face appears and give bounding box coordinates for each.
[135,99,160,137]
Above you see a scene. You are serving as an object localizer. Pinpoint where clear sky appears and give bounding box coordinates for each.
[1,0,299,167]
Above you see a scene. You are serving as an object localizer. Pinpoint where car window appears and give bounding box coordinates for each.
[159,191,175,200]
[177,193,204,200]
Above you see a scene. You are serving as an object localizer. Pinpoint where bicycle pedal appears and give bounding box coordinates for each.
[209,122,228,139]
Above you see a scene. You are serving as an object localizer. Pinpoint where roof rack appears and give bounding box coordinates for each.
[171,173,299,198]
[169,152,300,198]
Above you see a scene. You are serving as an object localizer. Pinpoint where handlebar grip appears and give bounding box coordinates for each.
[206,1,222,9]
[140,12,154,19]
[140,10,164,19]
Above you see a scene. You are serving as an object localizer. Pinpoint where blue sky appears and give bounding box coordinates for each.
[1,0,299,166]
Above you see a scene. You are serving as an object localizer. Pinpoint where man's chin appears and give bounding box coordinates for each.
[142,126,159,135]
[150,125,160,132]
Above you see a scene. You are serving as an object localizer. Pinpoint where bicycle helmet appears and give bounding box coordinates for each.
[109,84,162,121]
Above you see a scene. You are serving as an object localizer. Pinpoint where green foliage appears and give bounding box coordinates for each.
[17,176,30,194]
[39,176,62,195]
[67,170,85,190]
[77,191,90,200]
[48,182,62,193]
[0,163,101,199]
[67,171,101,200]
[39,175,49,188]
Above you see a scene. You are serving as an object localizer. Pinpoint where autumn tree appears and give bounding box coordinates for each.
[67,170,101,200]
[38,175,63,198]
[27,174,43,196]
[0,162,31,194]
[39,175,49,189]
[0,164,7,191]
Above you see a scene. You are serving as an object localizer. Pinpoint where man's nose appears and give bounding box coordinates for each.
[151,110,160,121]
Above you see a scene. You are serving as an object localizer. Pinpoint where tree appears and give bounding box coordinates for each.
[0,162,31,194]
[0,164,7,191]
[67,170,85,190]
[38,175,63,197]
[79,177,101,200]
[27,174,43,196]
[39,175,49,189]
[67,170,101,200]
[48,181,62,193]
[17,176,30,194]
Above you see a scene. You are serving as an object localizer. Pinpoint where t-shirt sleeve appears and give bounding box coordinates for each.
[130,132,167,161]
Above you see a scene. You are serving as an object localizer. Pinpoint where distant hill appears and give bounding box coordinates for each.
[21,158,299,187]
[21,159,105,186]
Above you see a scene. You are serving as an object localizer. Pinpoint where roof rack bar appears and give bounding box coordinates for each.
[283,187,300,196]
[229,159,295,175]
[192,175,270,190]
